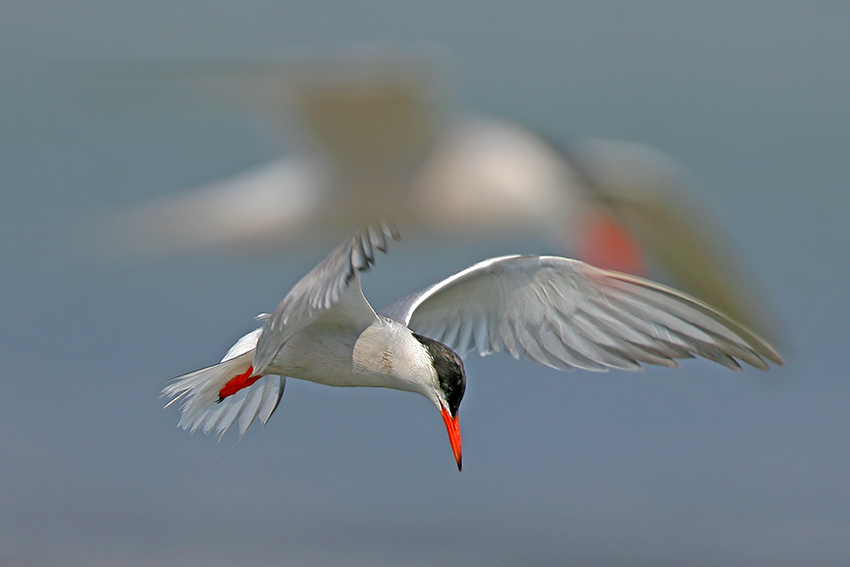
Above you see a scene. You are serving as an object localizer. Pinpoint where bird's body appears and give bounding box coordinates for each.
[270,312,439,395]
[163,224,781,470]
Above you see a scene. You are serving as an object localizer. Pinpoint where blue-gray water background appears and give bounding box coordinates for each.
[2,2,849,566]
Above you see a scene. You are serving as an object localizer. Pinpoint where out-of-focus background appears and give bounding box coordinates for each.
[2,2,848,566]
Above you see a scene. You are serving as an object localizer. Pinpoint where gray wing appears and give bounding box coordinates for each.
[380,255,782,371]
[572,138,777,339]
[100,157,331,257]
[253,223,400,373]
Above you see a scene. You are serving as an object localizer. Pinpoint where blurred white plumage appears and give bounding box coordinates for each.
[98,49,777,336]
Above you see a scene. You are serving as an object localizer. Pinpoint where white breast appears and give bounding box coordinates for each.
[264,321,360,386]
[265,317,436,395]
[352,318,438,395]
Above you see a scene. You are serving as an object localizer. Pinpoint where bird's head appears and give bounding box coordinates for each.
[412,333,466,471]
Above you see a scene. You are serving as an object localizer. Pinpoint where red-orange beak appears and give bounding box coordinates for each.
[440,405,463,471]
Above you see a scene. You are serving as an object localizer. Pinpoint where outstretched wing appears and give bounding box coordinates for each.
[253,223,400,374]
[381,255,782,372]
[101,157,330,257]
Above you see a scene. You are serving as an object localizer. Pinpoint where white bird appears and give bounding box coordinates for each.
[95,50,777,337]
[162,225,782,471]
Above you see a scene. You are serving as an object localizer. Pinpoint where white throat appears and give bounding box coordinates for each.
[352,318,441,402]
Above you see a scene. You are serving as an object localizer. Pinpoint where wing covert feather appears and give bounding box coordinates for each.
[254,223,399,373]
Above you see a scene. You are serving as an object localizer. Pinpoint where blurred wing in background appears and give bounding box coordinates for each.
[92,48,444,256]
[100,156,329,256]
[570,138,779,340]
[90,48,780,340]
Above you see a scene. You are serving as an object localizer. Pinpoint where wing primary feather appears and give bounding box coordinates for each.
[588,298,692,358]
[553,320,641,370]
[681,324,768,369]
[594,294,697,353]
[603,287,717,344]
[539,322,604,370]
[578,312,690,368]
[368,224,387,252]
[514,319,570,370]
[456,318,474,355]
[442,317,462,350]
[602,286,765,368]
[615,286,770,368]
[360,233,375,263]
[572,309,679,367]
[613,282,754,350]
[498,318,521,359]
[351,239,368,272]
[473,314,491,355]
[664,329,745,370]
[484,318,504,355]
[601,290,750,368]
[599,271,783,364]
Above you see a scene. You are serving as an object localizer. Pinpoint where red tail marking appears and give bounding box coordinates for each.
[218,365,261,401]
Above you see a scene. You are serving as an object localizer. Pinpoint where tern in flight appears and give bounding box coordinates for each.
[163,224,782,470]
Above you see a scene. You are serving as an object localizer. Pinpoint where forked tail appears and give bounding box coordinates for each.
[162,329,284,437]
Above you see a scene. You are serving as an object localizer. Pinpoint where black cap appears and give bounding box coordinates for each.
[412,333,466,417]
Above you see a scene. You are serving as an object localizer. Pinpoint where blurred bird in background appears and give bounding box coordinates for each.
[92,46,778,339]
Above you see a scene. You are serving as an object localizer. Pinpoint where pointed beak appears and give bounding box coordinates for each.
[440,404,463,471]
